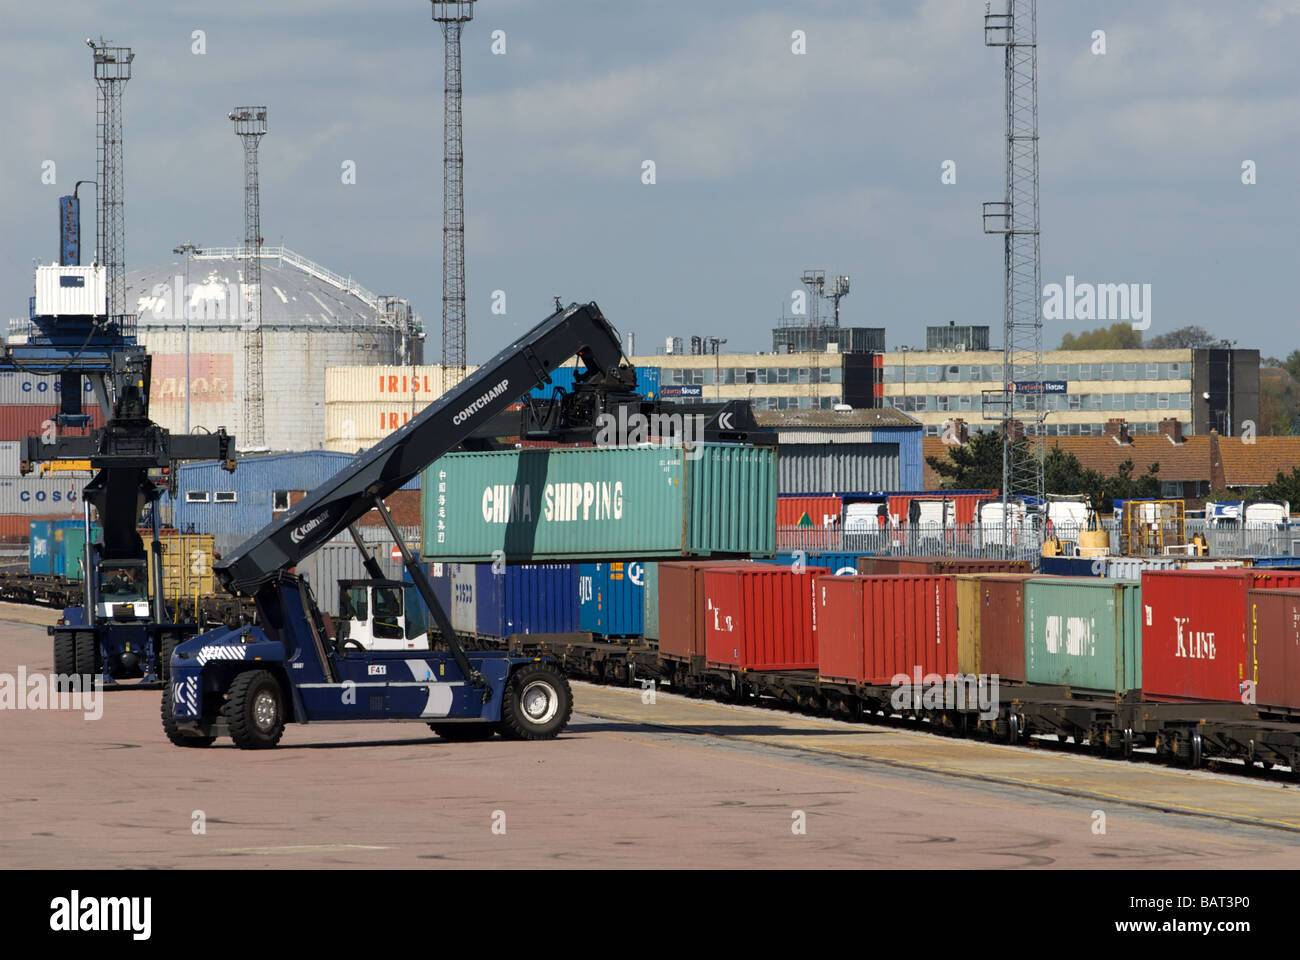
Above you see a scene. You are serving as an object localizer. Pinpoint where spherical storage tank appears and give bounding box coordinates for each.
[127,245,422,452]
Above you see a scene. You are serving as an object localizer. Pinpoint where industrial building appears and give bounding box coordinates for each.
[754,408,923,494]
[881,346,1259,437]
[630,349,881,411]
[127,246,423,453]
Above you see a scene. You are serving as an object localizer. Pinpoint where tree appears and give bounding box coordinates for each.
[926,430,1013,491]
[1144,325,1222,349]
[1059,323,1143,350]
[1259,465,1300,507]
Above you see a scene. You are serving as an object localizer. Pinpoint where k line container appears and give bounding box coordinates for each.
[578,560,645,637]
[816,574,958,685]
[1140,570,1300,702]
[422,444,777,562]
[955,573,1035,681]
[642,561,660,640]
[703,565,826,671]
[1024,578,1141,696]
[656,561,754,663]
[1245,588,1300,713]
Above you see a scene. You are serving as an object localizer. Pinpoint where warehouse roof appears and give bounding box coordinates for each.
[755,409,920,430]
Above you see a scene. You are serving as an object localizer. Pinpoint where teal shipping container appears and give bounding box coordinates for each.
[60,522,100,582]
[28,520,54,577]
[421,444,777,562]
[1024,577,1142,696]
[643,561,659,640]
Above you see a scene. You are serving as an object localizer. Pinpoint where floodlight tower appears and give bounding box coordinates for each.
[229,106,268,450]
[801,270,826,329]
[826,274,851,327]
[431,1,475,395]
[982,0,1045,550]
[88,38,133,325]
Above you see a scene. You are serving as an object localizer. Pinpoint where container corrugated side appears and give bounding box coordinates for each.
[1246,588,1300,713]
[704,566,825,671]
[657,561,754,662]
[775,496,843,527]
[422,444,776,561]
[0,405,105,442]
[642,561,660,640]
[0,373,93,407]
[297,542,404,617]
[1140,570,1300,701]
[473,563,578,638]
[28,520,53,576]
[856,555,1031,576]
[818,575,958,685]
[956,573,1033,681]
[756,552,869,575]
[1024,577,1141,696]
[578,561,645,637]
[325,365,477,405]
[0,477,84,516]
[1038,556,1100,577]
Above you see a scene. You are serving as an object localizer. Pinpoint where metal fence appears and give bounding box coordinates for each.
[776,521,1300,561]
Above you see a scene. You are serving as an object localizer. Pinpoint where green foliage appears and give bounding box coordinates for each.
[925,430,1009,492]
[1259,465,1300,506]
[1059,323,1143,351]
[1144,325,1221,349]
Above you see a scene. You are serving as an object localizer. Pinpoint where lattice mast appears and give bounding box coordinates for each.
[983,0,1045,547]
[89,38,133,325]
[230,107,268,449]
[432,2,474,395]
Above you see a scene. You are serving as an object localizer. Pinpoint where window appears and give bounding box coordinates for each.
[1100,364,1114,379]
[1146,363,1159,379]
[1068,394,1081,410]
[185,491,209,503]
[938,395,950,412]
[958,395,972,411]
[273,490,291,512]
[1157,393,1170,409]
[215,491,238,503]
[1077,364,1092,379]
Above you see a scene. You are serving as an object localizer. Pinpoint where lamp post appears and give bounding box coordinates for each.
[1220,339,1237,437]
[706,337,727,400]
[173,242,202,433]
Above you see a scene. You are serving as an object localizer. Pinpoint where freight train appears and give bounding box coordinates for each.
[401,554,1300,775]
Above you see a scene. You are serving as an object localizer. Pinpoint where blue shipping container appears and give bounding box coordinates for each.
[1038,555,1101,577]
[527,365,660,401]
[1246,556,1300,569]
[754,552,868,576]
[29,520,54,577]
[578,561,645,637]
[447,563,577,639]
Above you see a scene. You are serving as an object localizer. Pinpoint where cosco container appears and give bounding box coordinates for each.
[422,444,777,562]
[1024,578,1141,696]
[0,477,84,516]
[703,565,825,671]
[578,561,645,637]
[955,573,1034,681]
[1245,588,1300,713]
[642,561,660,640]
[856,556,1031,576]
[816,575,958,685]
[0,372,93,406]
[656,561,754,663]
[1140,570,1300,702]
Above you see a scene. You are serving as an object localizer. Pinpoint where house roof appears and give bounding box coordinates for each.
[922,433,1300,490]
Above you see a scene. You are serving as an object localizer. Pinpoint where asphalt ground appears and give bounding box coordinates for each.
[2,609,1299,869]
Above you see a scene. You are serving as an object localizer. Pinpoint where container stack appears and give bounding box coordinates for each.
[0,372,99,549]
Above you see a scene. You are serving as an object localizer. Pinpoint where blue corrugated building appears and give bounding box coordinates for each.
[168,451,420,536]
[755,409,924,494]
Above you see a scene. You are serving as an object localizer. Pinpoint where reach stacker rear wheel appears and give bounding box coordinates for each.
[499,663,573,741]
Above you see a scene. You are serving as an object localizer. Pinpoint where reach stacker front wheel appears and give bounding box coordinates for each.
[225,670,286,749]
[499,663,573,741]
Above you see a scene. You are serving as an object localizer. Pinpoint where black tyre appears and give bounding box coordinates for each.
[429,723,498,741]
[53,631,76,689]
[158,633,178,684]
[224,670,285,749]
[73,632,98,686]
[160,683,216,748]
[499,663,572,741]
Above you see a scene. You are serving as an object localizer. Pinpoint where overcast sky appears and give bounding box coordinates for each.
[4,0,1299,361]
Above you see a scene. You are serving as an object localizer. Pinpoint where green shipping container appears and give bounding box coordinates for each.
[61,524,101,583]
[643,561,659,640]
[1024,578,1142,696]
[422,444,776,562]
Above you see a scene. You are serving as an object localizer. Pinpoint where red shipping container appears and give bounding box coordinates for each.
[703,565,827,671]
[1246,588,1300,713]
[776,496,842,528]
[817,574,958,685]
[1141,570,1300,702]
[0,404,104,441]
[657,561,752,663]
[886,492,992,527]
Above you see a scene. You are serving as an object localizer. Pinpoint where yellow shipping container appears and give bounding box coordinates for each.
[146,534,217,602]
